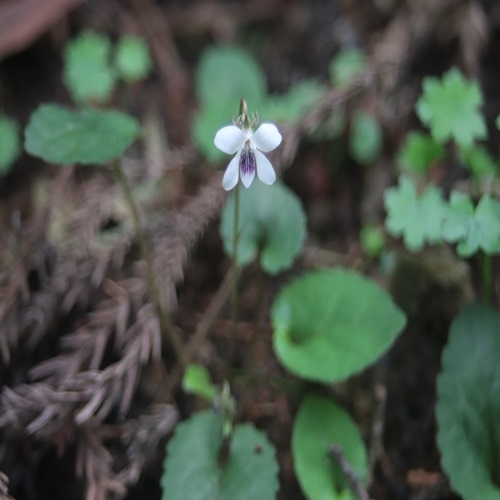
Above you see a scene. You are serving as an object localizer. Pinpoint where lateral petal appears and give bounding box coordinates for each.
[255,150,276,185]
[222,152,240,190]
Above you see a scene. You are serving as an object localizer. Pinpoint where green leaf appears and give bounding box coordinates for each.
[416,68,486,148]
[161,411,279,500]
[192,103,230,162]
[63,31,116,104]
[196,45,266,110]
[264,80,325,124]
[293,395,368,500]
[460,146,498,181]
[360,224,385,257]
[349,109,382,165]
[397,132,445,175]
[25,104,139,165]
[182,364,217,402]
[115,35,152,83]
[329,47,367,89]
[220,182,306,274]
[442,192,500,256]
[271,268,406,383]
[436,304,500,500]
[0,113,20,174]
[384,176,446,252]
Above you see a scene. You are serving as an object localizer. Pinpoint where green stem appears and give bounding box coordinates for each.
[480,251,492,305]
[113,161,188,367]
[229,183,241,367]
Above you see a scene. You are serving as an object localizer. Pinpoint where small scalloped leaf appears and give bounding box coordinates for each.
[292,395,368,500]
[272,268,406,382]
[24,104,139,165]
[161,410,279,500]
[436,303,500,500]
[220,181,306,274]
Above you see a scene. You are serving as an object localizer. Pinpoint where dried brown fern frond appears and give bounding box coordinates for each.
[148,177,225,313]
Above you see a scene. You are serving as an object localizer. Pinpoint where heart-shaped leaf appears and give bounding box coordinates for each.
[272,268,406,382]
[220,181,306,274]
[162,410,279,500]
[25,104,139,165]
[436,303,500,500]
[292,394,368,500]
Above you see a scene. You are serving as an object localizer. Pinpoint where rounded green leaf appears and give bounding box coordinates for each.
[63,31,116,104]
[272,268,406,382]
[349,109,382,165]
[264,80,326,124]
[162,410,279,500]
[0,113,20,174]
[220,182,306,274]
[24,104,139,165]
[115,35,152,83]
[196,45,266,109]
[436,304,500,500]
[192,103,229,162]
[329,47,367,89]
[292,395,368,500]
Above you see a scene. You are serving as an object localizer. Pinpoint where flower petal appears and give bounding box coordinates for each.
[222,152,240,190]
[255,150,276,185]
[214,125,247,154]
[240,153,256,188]
[251,123,282,153]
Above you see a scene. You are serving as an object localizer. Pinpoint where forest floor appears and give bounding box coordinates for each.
[1,0,499,499]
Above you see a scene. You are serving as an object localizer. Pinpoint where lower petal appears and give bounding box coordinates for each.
[240,160,256,188]
[222,153,240,190]
[255,150,276,185]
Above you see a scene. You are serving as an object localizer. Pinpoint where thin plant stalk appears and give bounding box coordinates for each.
[229,182,241,361]
[113,161,189,367]
[480,251,492,305]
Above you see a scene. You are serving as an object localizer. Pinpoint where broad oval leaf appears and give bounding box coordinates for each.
[220,181,306,274]
[272,268,406,382]
[196,45,266,110]
[24,104,139,165]
[162,410,279,500]
[436,303,500,500]
[292,395,368,500]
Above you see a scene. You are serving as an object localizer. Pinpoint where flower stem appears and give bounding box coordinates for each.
[229,182,241,363]
[113,161,188,368]
[480,251,492,305]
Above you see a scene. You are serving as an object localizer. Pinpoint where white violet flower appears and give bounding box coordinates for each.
[214,120,282,191]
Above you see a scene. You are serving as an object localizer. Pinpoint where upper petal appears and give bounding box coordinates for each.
[222,152,240,191]
[214,125,247,154]
[255,150,276,185]
[251,123,282,153]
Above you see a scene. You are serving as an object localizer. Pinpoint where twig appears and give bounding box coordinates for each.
[329,443,370,500]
